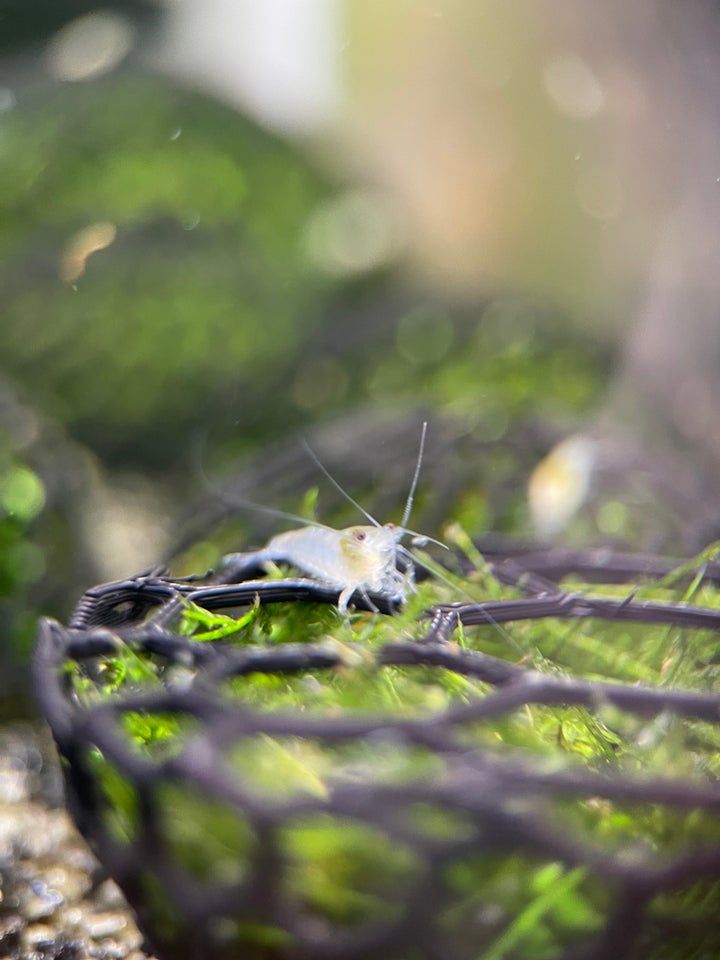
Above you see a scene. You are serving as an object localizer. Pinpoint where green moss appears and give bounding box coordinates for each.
[282,815,420,927]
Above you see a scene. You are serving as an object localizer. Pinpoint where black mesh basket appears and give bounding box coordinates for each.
[33,547,720,960]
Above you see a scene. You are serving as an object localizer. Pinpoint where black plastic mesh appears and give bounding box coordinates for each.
[33,547,720,960]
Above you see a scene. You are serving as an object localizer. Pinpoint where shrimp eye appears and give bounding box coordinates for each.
[354,530,367,541]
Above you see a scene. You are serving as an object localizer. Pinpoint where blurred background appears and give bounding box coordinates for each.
[3,0,720,714]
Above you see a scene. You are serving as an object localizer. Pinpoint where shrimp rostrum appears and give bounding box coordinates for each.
[220,424,435,615]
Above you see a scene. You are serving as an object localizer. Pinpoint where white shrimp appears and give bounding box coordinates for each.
[221,423,433,614]
[261,521,411,614]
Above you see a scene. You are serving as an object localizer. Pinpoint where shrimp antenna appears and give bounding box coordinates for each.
[301,440,382,528]
[193,437,334,533]
[401,421,427,530]
[215,496,328,531]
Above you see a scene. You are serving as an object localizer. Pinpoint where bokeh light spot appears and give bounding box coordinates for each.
[543,55,606,119]
[46,11,135,82]
[292,355,349,411]
[396,306,454,367]
[304,189,404,275]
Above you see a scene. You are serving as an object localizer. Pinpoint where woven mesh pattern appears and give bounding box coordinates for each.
[33,548,720,960]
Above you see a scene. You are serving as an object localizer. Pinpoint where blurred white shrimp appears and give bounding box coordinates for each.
[221,423,437,614]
